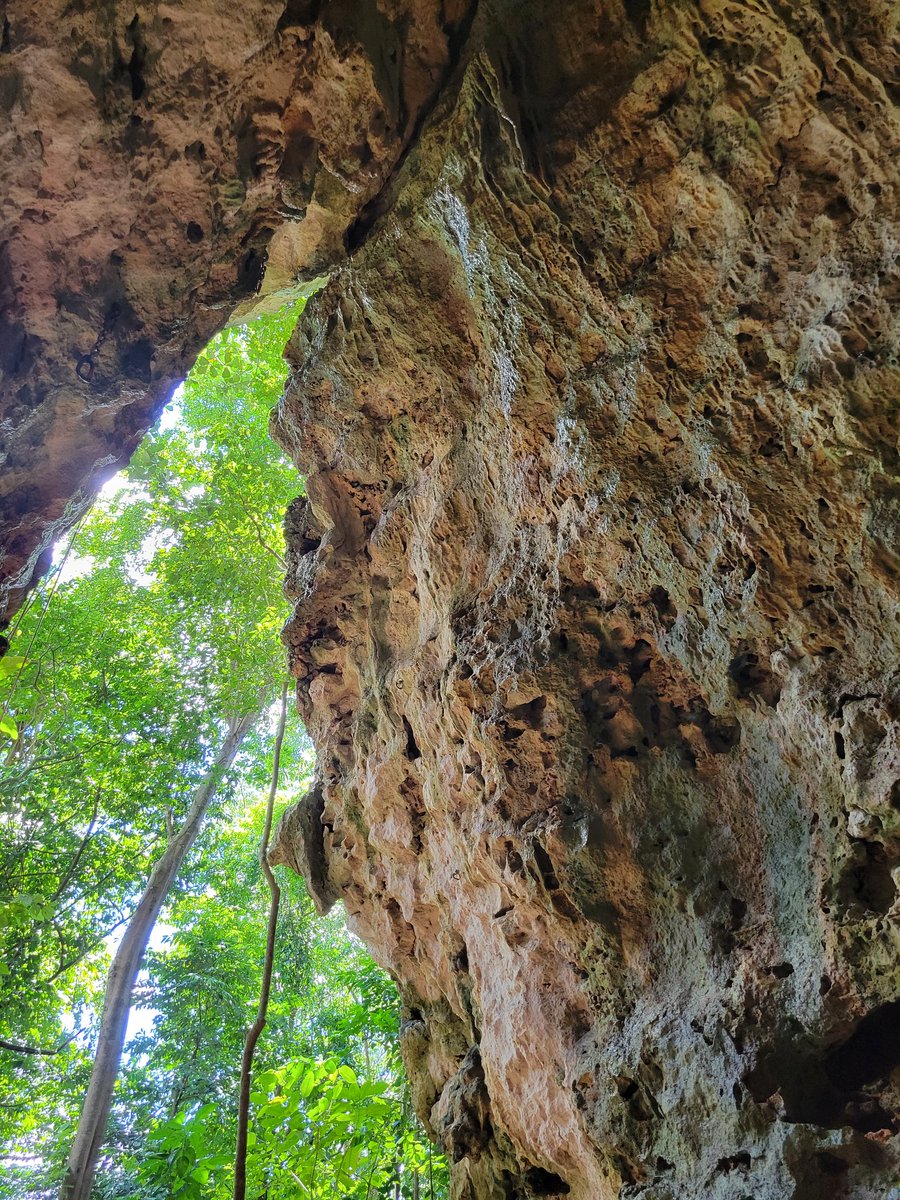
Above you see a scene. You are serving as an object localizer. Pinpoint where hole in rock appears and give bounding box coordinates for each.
[402,716,421,760]
[451,944,469,973]
[745,999,900,1131]
[278,0,324,29]
[703,716,741,754]
[507,694,548,728]
[649,585,676,626]
[730,896,748,927]
[716,1152,751,1172]
[768,962,794,979]
[524,1166,571,1195]
[532,841,560,891]
[824,1000,900,1092]
[836,841,895,915]
[120,338,154,384]
[237,243,268,295]
[125,15,147,100]
[627,639,652,683]
[728,651,781,707]
[825,195,853,223]
[622,0,650,30]
[815,1151,849,1175]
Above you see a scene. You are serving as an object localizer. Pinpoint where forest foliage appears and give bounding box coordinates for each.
[0,306,447,1198]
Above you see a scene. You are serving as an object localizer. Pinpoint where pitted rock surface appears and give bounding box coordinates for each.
[2,0,899,1196]
[272,3,900,1197]
[0,0,474,623]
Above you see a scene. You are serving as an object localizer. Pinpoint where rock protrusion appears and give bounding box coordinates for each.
[268,781,338,916]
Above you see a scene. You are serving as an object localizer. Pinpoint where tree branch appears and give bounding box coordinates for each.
[233,490,287,570]
[52,787,102,903]
[43,911,132,985]
[0,1032,78,1057]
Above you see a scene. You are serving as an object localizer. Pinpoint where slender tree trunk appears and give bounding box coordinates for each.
[59,709,258,1200]
[233,680,289,1200]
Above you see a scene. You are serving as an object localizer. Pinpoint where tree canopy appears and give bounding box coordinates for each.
[0,307,447,1200]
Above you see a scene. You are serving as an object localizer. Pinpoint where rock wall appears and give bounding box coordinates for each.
[272,2,900,1196]
[2,0,899,1195]
[0,0,473,623]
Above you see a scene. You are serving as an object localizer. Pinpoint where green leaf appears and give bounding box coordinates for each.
[0,299,451,1200]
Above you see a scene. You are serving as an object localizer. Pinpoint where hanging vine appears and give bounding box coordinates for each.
[233,678,290,1200]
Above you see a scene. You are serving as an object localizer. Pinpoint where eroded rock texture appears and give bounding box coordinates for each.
[0,0,473,623]
[272,3,900,1196]
[2,0,899,1195]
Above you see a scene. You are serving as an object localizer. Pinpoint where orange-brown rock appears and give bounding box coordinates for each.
[273,3,900,1196]
[0,0,473,623]
[3,1,899,1196]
